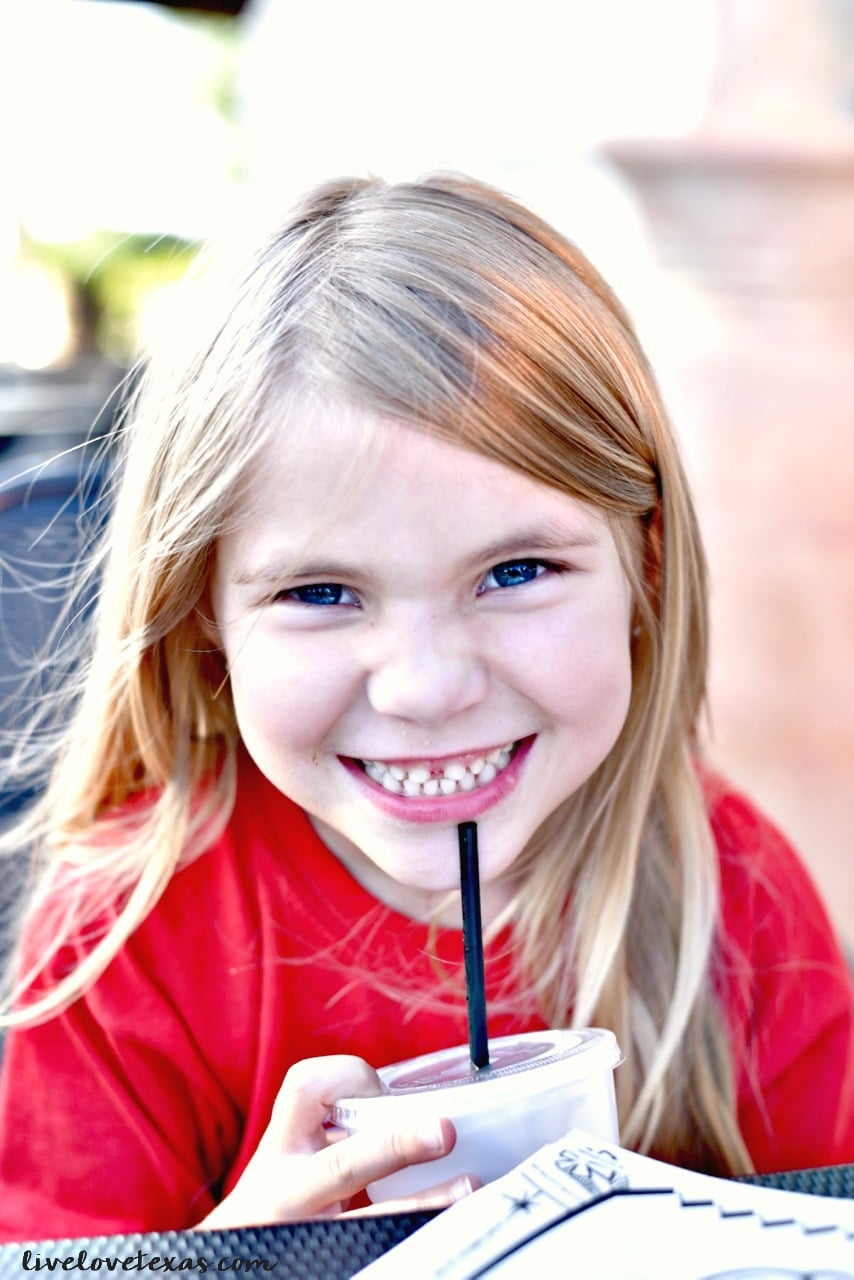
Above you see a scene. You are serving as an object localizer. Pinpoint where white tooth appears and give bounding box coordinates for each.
[469,757,486,776]
[459,772,476,791]
[486,748,503,764]
[497,751,511,769]
[407,766,431,785]
[439,777,457,795]
[382,775,403,794]
[444,763,466,781]
[478,762,497,784]
[402,779,422,796]
[365,762,383,781]
[423,779,440,796]
[388,765,407,781]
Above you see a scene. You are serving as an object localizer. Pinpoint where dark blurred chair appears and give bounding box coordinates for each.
[0,447,111,986]
[0,445,110,817]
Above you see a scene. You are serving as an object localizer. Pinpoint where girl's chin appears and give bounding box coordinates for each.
[312,814,523,920]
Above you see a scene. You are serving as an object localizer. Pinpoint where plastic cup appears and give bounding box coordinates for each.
[331,1027,623,1203]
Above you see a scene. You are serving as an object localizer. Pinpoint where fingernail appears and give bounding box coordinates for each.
[424,1119,449,1154]
[448,1175,475,1202]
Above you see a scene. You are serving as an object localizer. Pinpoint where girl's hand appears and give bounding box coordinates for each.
[197,1055,475,1229]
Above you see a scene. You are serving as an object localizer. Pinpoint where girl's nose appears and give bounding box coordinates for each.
[365,623,487,727]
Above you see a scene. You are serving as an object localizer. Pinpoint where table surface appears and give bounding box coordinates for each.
[1,1167,852,1280]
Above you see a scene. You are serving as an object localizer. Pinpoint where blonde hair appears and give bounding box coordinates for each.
[0,174,751,1174]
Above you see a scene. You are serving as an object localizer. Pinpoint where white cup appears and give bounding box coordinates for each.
[332,1027,623,1202]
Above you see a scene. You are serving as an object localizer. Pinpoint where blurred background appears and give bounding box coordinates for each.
[0,0,852,947]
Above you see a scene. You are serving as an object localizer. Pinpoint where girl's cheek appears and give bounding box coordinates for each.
[510,606,632,719]
[230,639,362,750]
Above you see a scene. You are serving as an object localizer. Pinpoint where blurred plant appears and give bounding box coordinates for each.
[2,6,240,371]
[23,232,199,366]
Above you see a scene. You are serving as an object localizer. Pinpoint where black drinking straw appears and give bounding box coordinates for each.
[458,821,490,1070]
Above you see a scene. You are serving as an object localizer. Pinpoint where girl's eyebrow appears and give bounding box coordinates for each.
[231,557,357,587]
[466,523,603,568]
[232,522,602,587]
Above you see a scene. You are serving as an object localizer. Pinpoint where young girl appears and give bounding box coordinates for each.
[0,173,851,1241]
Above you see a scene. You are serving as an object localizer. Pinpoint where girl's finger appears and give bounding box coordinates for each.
[344,1172,481,1217]
[269,1055,386,1154]
[288,1116,457,1218]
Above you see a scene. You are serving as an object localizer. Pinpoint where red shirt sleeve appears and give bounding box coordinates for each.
[0,844,255,1243]
[0,974,231,1239]
[709,778,854,1172]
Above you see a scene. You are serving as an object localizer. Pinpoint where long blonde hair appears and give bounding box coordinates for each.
[0,174,751,1174]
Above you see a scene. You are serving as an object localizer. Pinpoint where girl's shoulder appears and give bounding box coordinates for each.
[700,766,851,997]
[701,772,854,1171]
[699,767,821,904]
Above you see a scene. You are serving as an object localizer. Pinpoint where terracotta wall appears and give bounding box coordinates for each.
[603,136,854,951]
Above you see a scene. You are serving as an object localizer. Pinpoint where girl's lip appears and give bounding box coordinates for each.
[340,735,535,824]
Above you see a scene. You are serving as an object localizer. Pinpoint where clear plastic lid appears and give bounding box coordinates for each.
[332,1028,622,1125]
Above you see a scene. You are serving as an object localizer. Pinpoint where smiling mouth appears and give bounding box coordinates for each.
[354,740,520,797]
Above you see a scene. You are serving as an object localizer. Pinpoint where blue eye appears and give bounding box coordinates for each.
[479,559,550,592]
[280,583,356,606]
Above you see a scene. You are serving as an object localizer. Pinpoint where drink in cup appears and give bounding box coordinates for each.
[332,1026,623,1202]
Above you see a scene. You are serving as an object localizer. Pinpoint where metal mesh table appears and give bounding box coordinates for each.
[1,1168,851,1279]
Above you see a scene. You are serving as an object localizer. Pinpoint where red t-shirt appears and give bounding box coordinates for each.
[0,759,851,1241]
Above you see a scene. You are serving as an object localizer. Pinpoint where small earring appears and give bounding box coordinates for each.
[632,624,642,638]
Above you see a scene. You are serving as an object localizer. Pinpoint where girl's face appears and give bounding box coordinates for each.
[210,403,635,925]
